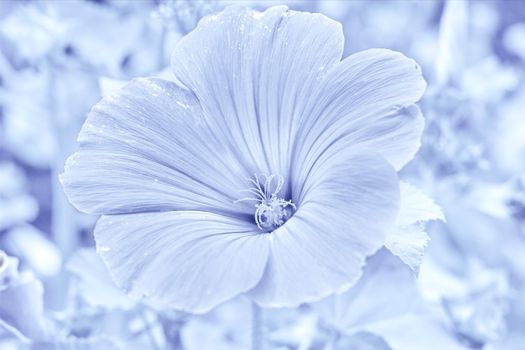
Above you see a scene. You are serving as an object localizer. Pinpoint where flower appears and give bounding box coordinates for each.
[0,250,50,341]
[60,5,426,313]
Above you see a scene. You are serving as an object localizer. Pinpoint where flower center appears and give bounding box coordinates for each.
[236,174,296,231]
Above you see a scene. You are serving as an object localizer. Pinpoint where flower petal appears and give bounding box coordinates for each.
[0,272,49,341]
[66,248,134,310]
[95,211,269,314]
[311,249,419,331]
[385,182,445,272]
[247,152,399,307]
[336,332,392,350]
[60,78,253,216]
[292,49,426,181]
[171,5,344,175]
[360,313,470,350]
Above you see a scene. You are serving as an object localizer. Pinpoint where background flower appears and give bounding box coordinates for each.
[0,250,51,342]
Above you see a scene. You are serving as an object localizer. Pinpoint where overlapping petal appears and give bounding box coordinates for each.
[171,5,344,175]
[95,211,268,314]
[60,78,253,216]
[66,248,134,310]
[291,48,426,193]
[311,249,419,331]
[247,151,400,307]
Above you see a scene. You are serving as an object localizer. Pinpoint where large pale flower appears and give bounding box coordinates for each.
[60,5,426,313]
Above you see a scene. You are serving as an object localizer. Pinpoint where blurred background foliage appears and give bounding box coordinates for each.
[0,0,524,349]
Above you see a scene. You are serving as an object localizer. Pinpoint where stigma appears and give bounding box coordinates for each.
[236,174,296,231]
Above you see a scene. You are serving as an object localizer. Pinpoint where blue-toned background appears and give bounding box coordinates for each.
[1,0,524,349]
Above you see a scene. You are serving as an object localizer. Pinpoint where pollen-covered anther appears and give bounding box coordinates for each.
[236,174,296,231]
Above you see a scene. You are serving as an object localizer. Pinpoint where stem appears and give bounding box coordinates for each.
[0,319,30,344]
[46,58,75,259]
[47,58,78,310]
[158,311,186,350]
[251,302,264,350]
[322,328,340,350]
[140,309,161,350]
